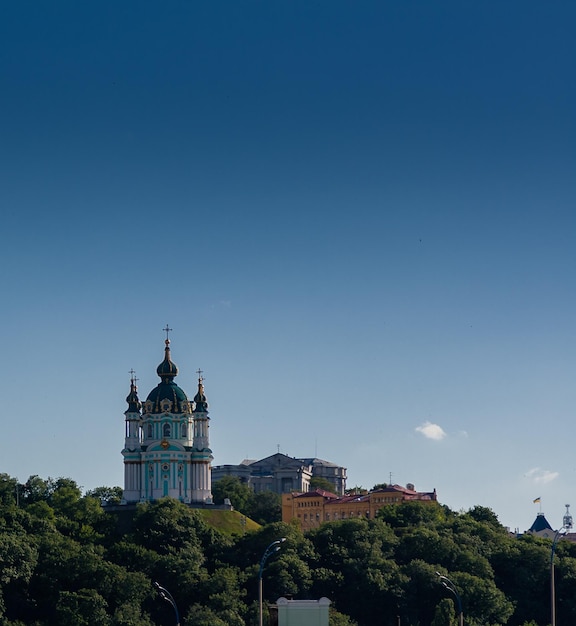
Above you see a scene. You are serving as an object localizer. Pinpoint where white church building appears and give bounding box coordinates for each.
[121,335,213,504]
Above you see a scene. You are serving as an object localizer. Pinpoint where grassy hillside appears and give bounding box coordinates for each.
[196,508,261,535]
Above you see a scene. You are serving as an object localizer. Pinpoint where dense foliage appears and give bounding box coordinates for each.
[0,472,572,625]
[212,475,282,525]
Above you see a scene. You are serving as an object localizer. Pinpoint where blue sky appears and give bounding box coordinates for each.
[1,0,575,533]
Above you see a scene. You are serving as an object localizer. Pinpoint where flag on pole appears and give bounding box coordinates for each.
[533,497,541,503]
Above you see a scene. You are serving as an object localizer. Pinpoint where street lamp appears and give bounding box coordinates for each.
[258,537,286,626]
[436,572,463,626]
[154,581,180,626]
[550,504,573,626]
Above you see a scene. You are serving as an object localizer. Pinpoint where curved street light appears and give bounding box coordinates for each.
[154,581,180,626]
[551,504,573,626]
[259,537,286,626]
[436,572,463,626]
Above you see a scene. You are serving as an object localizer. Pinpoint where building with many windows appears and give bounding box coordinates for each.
[212,452,347,496]
[282,483,438,531]
[121,336,213,504]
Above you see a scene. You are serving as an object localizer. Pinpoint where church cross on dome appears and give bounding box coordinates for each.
[163,324,173,341]
[196,368,204,382]
[128,369,139,385]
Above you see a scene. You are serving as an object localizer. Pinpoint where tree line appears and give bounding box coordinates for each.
[0,472,572,625]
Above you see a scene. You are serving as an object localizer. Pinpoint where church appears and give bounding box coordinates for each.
[121,333,213,504]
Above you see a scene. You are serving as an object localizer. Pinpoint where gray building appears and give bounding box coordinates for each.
[212,452,347,496]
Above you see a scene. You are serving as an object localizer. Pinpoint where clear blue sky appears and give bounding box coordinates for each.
[1,0,575,533]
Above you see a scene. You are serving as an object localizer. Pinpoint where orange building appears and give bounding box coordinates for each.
[282,484,437,531]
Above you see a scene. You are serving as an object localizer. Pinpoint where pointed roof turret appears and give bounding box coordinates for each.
[156,338,179,381]
[193,370,209,413]
[529,512,553,533]
[125,371,141,414]
[144,331,189,414]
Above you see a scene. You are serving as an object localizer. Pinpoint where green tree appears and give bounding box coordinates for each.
[21,475,50,504]
[377,500,448,528]
[491,534,550,625]
[329,608,358,625]
[309,476,335,492]
[86,486,123,505]
[55,588,110,626]
[0,474,19,506]
[49,478,82,518]
[212,476,252,512]
[200,565,247,617]
[452,571,514,625]
[309,518,403,623]
[555,553,576,625]
[246,490,281,525]
[130,499,205,559]
[466,505,502,528]
[0,532,38,585]
[184,604,229,626]
[401,559,444,625]
[431,597,457,626]
[111,600,156,626]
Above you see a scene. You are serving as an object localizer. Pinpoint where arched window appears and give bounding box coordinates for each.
[147,424,153,438]
[181,423,187,438]
[163,423,171,438]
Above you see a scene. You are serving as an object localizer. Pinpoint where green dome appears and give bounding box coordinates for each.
[145,380,189,414]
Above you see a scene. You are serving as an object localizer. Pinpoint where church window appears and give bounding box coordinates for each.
[163,423,171,437]
[147,424,153,438]
[181,423,187,438]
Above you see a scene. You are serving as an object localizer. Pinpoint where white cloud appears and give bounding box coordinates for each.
[415,421,447,441]
[525,467,559,485]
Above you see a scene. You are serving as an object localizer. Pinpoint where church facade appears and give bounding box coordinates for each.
[121,336,213,504]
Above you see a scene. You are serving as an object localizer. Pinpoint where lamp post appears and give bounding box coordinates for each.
[154,581,180,626]
[436,572,463,626]
[258,537,286,626]
[550,504,573,626]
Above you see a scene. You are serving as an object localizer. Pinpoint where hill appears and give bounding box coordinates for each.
[196,508,261,535]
